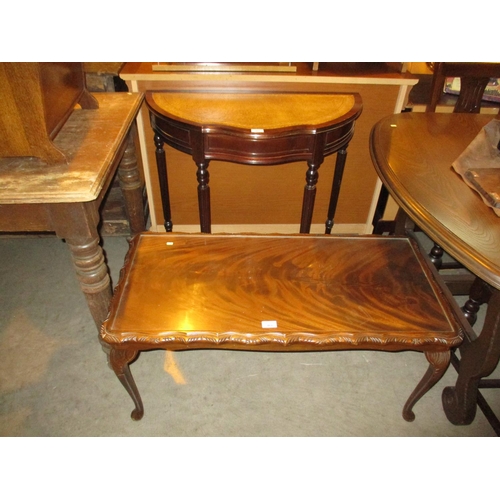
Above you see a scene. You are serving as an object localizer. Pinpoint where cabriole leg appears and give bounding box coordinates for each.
[403,350,451,422]
[109,348,144,420]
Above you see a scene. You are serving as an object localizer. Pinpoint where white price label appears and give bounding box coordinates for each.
[261,320,278,328]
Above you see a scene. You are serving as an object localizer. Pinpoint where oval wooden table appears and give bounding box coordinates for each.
[370,112,500,432]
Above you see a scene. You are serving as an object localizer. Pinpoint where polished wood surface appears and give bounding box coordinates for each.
[370,111,500,430]
[0,92,146,330]
[103,234,462,349]
[102,76,466,424]
[122,63,417,231]
[101,232,464,420]
[150,92,357,130]
[370,112,500,289]
[147,91,362,233]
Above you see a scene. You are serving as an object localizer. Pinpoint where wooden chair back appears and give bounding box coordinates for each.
[427,62,500,114]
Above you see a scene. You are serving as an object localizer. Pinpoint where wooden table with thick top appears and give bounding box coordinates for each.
[370,111,500,429]
[0,92,146,331]
[146,91,363,234]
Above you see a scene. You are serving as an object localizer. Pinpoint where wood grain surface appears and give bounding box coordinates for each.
[150,92,356,130]
[370,112,500,289]
[102,233,462,351]
[0,92,144,204]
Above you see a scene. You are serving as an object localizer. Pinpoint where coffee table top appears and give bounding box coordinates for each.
[102,233,462,351]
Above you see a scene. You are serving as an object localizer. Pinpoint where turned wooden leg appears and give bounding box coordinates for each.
[51,202,112,331]
[442,289,500,425]
[118,128,146,237]
[300,159,320,234]
[196,160,211,234]
[402,350,451,422]
[65,237,111,330]
[461,276,492,326]
[325,149,347,234]
[429,243,444,269]
[109,348,144,420]
[154,134,173,232]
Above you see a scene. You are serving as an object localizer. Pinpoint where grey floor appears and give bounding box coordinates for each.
[0,234,499,437]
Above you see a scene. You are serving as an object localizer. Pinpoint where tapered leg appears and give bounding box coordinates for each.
[402,350,451,422]
[325,149,347,234]
[442,288,500,425]
[109,348,144,420]
[154,134,173,232]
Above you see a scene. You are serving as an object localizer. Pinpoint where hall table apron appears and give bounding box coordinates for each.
[370,112,500,428]
[0,92,146,331]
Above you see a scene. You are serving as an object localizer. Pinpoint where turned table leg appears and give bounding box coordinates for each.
[300,159,320,234]
[196,159,211,234]
[118,127,146,237]
[51,202,112,331]
[325,149,347,234]
[461,276,493,326]
[154,134,173,232]
[442,288,500,425]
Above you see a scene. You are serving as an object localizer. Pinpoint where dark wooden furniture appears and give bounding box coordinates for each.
[373,62,500,235]
[0,62,99,165]
[146,91,363,234]
[0,92,147,331]
[121,63,418,233]
[370,112,500,434]
[426,63,500,276]
[100,92,467,423]
[101,233,465,422]
[428,62,500,113]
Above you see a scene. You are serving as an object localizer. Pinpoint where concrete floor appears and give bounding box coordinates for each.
[0,234,499,437]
